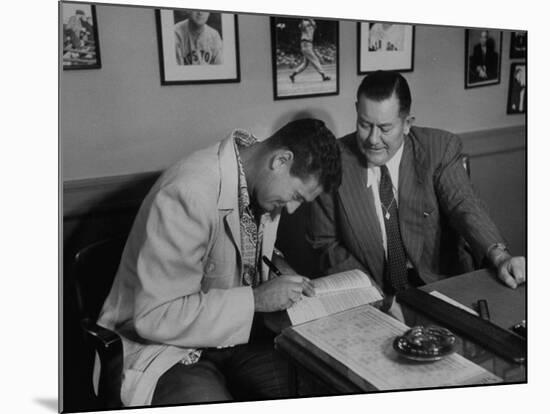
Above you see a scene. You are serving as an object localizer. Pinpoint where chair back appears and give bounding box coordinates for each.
[461,154,471,178]
[71,236,127,408]
[73,236,127,327]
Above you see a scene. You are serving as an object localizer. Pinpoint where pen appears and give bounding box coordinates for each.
[477,299,490,321]
[262,255,282,277]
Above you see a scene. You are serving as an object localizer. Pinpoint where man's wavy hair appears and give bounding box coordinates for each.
[266,118,342,193]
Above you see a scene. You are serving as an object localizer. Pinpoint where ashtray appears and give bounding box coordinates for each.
[393,326,456,362]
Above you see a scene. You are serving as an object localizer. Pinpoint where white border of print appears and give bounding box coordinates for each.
[358,22,414,73]
[157,9,239,84]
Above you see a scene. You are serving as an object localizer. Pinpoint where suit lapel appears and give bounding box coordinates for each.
[338,136,385,280]
[398,133,428,268]
[223,211,241,258]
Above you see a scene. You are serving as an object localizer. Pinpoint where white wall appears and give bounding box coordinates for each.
[61,4,525,180]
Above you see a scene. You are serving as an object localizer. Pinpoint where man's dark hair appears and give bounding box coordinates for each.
[266,118,342,193]
[356,70,412,117]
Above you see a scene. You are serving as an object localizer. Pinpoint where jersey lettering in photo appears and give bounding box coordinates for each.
[175,20,223,65]
[183,49,213,65]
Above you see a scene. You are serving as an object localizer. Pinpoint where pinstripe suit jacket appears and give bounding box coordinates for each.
[308,126,504,287]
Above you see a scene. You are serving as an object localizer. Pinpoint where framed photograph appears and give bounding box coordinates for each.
[271,17,339,100]
[465,29,502,88]
[507,62,526,114]
[156,9,240,85]
[62,3,101,70]
[510,31,527,59]
[357,22,414,74]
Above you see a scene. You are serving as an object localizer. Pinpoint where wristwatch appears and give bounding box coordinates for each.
[487,243,510,266]
[488,243,509,256]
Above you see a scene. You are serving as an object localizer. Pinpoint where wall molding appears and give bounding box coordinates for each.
[64,171,160,218]
[460,125,525,158]
[63,125,526,218]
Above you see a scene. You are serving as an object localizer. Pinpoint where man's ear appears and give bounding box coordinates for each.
[270,150,294,171]
[404,115,415,136]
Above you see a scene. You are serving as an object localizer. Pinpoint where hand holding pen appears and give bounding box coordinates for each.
[251,255,315,312]
[262,254,316,298]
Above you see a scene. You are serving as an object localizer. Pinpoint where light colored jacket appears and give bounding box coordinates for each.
[97,132,281,406]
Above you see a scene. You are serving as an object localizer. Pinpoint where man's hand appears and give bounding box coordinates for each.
[253,276,315,312]
[496,256,526,289]
[487,245,526,289]
[476,65,488,79]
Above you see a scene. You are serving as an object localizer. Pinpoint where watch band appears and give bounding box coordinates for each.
[486,242,508,256]
[486,242,511,267]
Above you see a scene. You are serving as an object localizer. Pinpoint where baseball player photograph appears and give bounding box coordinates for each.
[156,9,240,84]
[173,10,223,65]
[271,16,338,99]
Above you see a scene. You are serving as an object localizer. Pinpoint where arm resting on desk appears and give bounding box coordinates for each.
[486,244,526,289]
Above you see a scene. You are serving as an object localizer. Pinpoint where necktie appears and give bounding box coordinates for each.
[378,164,409,292]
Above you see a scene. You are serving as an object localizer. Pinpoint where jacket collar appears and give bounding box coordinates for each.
[217,132,240,211]
[338,134,385,281]
[215,131,281,270]
[398,127,429,267]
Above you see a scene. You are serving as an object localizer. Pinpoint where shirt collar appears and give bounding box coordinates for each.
[232,129,258,215]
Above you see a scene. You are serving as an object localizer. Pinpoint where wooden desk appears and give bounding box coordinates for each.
[419,268,525,330]
[274,269,526,396]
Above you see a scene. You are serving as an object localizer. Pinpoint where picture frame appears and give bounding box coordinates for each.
[357,22,414,74]
[270,17,339,100]
[156,9,240,85]
[62,3,101,70]
[507,62,526,114]
[465,29,502,89]
[510,31,527,59]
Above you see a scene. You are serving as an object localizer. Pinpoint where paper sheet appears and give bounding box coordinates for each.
[313,270,374,294]
[288,287,382,325]
[292,305,501,390]
[287,269,383,325]
[429,290,479,316]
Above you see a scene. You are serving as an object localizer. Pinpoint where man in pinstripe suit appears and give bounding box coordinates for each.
[307,71,525,310]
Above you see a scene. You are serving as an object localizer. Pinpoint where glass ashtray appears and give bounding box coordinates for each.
[393,325,456,362]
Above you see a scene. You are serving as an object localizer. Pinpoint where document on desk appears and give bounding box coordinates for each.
[429,290,479,316]
[289,305,501,390]
[287,269,383,325]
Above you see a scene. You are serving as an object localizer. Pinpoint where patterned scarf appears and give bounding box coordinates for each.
[233,130,268,287]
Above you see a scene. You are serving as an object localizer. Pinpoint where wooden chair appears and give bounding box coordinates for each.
[72,236,127,408]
